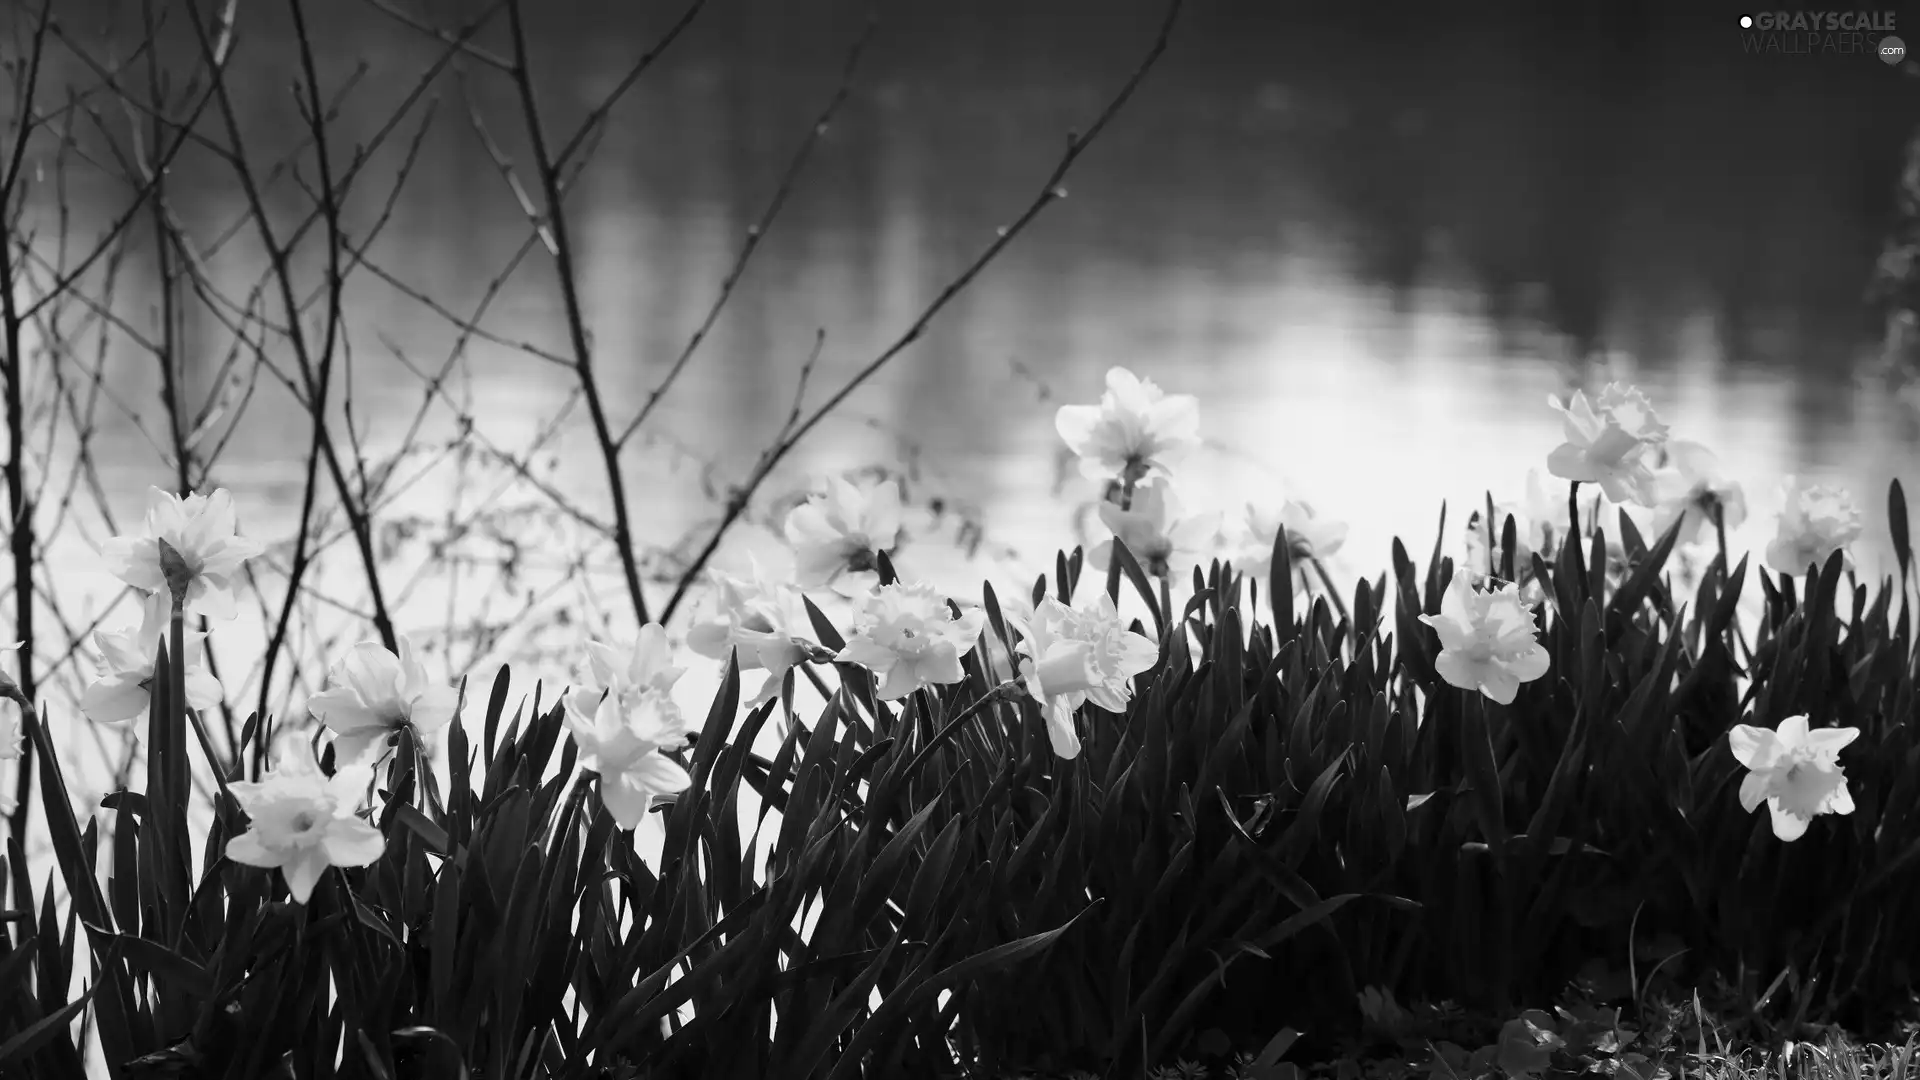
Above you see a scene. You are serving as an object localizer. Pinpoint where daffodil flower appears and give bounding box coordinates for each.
[582,624,686,699]
[576,624,691,741]
[81,621,225,726]
[1763,477,1863,576]
[225,749,387,904]
[835,582,987,699]
[563,684,691,829]
[1054,366,1201,486]
[306,636,460,767]
[1013,593,1159,760]
[1728,715,1858,841]
[686,561,824,706]
[1239,499,1348,591]
[783,476,904,597]
[1646,440,1748,546]
[1418,566,1551,705]
[100,487,265,619]
[1545,384,1670,506]
[1089,483,1218,579]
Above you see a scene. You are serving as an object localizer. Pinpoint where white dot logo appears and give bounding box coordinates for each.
[1883,35,1908,64]
[1739,14,1754,28]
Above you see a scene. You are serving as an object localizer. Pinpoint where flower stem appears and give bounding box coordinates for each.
[1308,554,1352,632]
[1104,476,1137,604]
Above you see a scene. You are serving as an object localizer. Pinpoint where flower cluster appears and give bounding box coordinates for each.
[56,361,1884,918]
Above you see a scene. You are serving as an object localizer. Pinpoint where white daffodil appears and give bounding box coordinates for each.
[1646,440,1748,547]
[1013,593,1159,760]
[835,582,987,700]
[1545,383,1670,506]
[563,683,691,829]
[783,476,904,597]
[1089,483,1218,579]
[1418,566,1551,705]
[100,487,265,620]
[581,623,685,698]
[1728,714,1858,842]
[1054,366,1201,486]
[686,561,822,706]
[81,591,224,724]
[1763,477,1863,576]
[1239,499,1348,590]
[576,624,691,741]
[225,749,387,904]
[305,637,460,767]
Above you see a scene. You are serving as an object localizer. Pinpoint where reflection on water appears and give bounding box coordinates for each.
[17,0,1920,706]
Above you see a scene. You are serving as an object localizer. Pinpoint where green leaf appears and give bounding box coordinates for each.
[1110,538,1167,639]
[803,594,847,653]
[392,803,450,857]
[82,922,214,999]
[0,989,93,1067]
[1892,478,1912,583]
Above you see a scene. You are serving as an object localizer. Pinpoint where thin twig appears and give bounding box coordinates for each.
[614,12,879,451]
[659,0,1188,623]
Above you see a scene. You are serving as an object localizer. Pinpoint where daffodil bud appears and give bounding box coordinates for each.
[157,537,194,613]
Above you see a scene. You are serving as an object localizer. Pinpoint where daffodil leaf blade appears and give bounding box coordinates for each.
[801,594,845,654]
[1270,521,1296,651]
[1891,477,1912,582]
[0,990,94,1070]
[1109,538,1165,639]
[481,664,513,767]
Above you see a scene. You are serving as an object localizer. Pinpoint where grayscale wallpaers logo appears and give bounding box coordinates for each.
[1736,10,1904,60]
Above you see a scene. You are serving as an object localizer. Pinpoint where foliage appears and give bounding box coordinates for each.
[0,478,1915,1078]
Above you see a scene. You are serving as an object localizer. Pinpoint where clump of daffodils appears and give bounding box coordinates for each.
[101,486,264,619]
[1545,384,1670,506]
[1763,477,1863,575]
[306,636,460,767]
[1013,593,1159,760]
[783,475,903,597]
[834,582,987,699]
[1728,715,1858,841]
[1418,566,1551,705]
[563,628,693,830]
[1054,366,1201,486]
[225,748,387,904]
